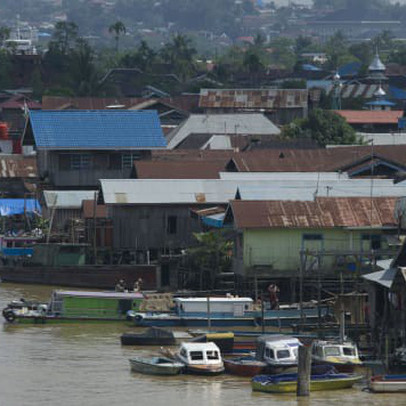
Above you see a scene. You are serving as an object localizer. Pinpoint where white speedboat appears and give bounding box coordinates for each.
[174,342,224,375]
[255,335,301,374]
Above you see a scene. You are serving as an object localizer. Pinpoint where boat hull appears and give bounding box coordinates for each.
[370,375,406,393]
[224,357,268,377]
[184,364,225,375]
[132,307,331,328]
[252,374,363,393]
[129,357,184,375]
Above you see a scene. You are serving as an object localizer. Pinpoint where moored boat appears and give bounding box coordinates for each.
[311,339,362,372]
[129,356,184,375]
[251,372,363,393]
[174,342,225,375]
[121,327,177,346]
[369,374,406,393]
[224,356,268,377]
[128,296,331,328]
[255,335,301,374]
[2,290,145,324]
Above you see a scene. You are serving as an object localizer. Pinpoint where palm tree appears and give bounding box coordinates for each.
[161,34,197,82]
[109,21,126,53]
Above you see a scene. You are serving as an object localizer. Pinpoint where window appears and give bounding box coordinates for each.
[206,351,219,360]
[362,234,381,251]
[167,216,177,234]
[190,351,203,361]
[276,350,291,359]
[70,154,92,170]
[324,346,341,356]
[265,348,274,359]
[343,347,356,356]
[303,234,323,241]
[122,152,140,169]
[180,348,187,358]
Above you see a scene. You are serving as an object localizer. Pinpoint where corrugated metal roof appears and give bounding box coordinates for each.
[220,172,349,181]
[28,110,167,150]
[335,110,403,125]
[167,114,280,149]
[231,197,398,229]
[199,89,308,109]
[362,268,397,288]
[44,190,98,209]
[134,160,225,179]
[229,145,406,172]
[101,178,406,205]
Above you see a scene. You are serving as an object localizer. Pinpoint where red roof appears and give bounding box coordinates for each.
[334,110,403,125]
[231,197,398,229]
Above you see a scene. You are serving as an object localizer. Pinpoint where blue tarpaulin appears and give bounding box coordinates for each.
[0,199,41,216]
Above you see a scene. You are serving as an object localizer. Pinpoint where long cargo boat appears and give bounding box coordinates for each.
[2,290,145,324]
[127,297,332,328]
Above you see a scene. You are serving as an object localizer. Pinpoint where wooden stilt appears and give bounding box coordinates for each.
[297,345,312,397]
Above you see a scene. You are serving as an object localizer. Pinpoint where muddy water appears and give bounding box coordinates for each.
[0,283,404,406]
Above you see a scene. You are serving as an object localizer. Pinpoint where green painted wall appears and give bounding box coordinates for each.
[241,228,394,276]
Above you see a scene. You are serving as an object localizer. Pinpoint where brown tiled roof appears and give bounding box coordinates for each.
[228,145,406,172]
[335,110,403,125]
[133,160,226,179]
[199,89,308,109]
[231,197,398,229]
[82,200,108,219]
[0,156,37,178]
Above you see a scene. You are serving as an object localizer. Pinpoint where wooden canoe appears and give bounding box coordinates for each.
[129,356,184,375]
[370,375,406,393]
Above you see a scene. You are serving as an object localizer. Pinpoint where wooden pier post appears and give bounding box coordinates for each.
[297,345,312,397]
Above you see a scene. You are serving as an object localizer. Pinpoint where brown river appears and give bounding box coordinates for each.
[0,282,405,406]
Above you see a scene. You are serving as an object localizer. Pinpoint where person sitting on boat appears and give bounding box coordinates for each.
[267,283,280,310]
[134,278,143,292]
[115,279,126,292]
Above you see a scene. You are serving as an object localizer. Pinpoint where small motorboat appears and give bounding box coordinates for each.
[224,355,268,377]
[129,356,184,375]
[311,339,362,373]
[251,371,363,393]
[255,335,301,374]
[369,374,406,393]
[173,342,225,375]
[121,327,176,346]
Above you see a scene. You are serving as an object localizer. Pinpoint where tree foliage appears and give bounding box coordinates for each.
[281,109,361,147]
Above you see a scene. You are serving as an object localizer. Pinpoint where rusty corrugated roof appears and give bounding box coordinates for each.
[0,156,37,178]
[231,197,398,229]
[133,160,226,179]
[335,110,403,125]
[199,88,308,109]
[229,145,406,172]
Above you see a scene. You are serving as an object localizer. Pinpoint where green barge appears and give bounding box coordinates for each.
[2,290,146,324]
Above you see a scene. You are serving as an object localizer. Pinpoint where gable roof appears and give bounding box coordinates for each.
[230,197,398,229]
[26,110,167,150]
[167,114,281,149]
[227,146,406,173]
[43,190,98,209]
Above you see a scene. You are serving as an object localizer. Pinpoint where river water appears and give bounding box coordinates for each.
[0,283,404,406]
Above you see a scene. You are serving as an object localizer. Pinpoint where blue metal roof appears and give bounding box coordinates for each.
[389,86,406,101]
[28,110,167,150]
[365,100,396,107]
[302,64,322,72]
[338,61,361,77]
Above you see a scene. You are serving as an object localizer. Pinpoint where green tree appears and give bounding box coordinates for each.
[48,21,79,55]
[186,231,232,290]
[69,38,99,96]
[161,34,197,81]
[282,109,361,147]
[0,26,10,47]
[109,21,126,53]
